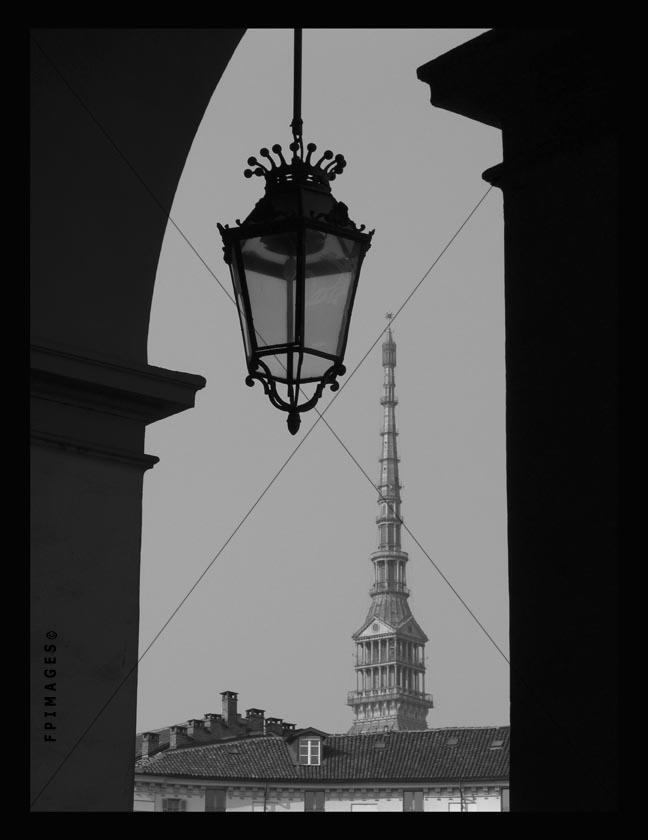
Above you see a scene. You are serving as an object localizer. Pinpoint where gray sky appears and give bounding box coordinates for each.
[137,28,508,735]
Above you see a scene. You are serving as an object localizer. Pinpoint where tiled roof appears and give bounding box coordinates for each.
[135,728,170,758]
[135,722,262,759]
[135,726,509,783]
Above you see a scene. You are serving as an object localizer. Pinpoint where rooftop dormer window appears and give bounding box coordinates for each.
[298,736,321,766]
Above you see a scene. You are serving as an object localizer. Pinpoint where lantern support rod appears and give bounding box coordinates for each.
[290,28,303,151]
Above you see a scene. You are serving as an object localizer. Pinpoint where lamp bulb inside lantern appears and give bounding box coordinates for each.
[261,228,326,258]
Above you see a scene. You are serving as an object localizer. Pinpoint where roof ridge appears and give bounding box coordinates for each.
[164,733,280,752]
[138,723,510,741]
[136,726,170,736]
[331,725,510,735]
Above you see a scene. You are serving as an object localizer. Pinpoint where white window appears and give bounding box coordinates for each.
[162,798,186,812]
[298,737,321,765]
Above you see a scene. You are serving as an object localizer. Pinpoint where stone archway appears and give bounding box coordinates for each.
[30,28,245,812]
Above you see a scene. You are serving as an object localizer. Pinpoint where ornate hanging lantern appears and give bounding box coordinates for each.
[218,29,374,434]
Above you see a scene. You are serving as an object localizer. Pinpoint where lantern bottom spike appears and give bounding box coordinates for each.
[287,411,301,435]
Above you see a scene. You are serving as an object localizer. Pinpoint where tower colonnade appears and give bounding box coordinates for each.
[355,639,424,665]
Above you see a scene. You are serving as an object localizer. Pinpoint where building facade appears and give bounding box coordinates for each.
[347,321,433,733]
[134,722,509,812]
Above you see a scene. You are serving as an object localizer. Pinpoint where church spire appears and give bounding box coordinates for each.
[377,315,403,562]
[347,318,433,734]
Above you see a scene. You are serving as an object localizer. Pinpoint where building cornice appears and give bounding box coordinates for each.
[134,774,509,788]
[31,343,206,424]
[31,343,206,470]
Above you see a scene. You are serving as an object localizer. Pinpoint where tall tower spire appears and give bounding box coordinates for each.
[347,317,433,733]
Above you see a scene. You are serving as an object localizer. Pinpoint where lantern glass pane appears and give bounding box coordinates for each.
[241,234,297,350]
[304,232,361,359]
[300,353,335,380]
[230,258,252,361]
[260,347,317,383]
[259,353,288,379]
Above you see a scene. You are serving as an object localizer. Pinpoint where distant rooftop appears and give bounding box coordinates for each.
[135,726,509,783]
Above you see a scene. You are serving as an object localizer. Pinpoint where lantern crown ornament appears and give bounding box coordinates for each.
[218,30,374,434]
[244,141,348,187]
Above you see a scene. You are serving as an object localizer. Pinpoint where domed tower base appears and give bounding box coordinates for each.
[347,696,433,734]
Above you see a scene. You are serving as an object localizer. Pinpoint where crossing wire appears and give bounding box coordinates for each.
[30,34,517,806]
[32,32,618,808]
[31,34,616,807]
[30,178,494,808]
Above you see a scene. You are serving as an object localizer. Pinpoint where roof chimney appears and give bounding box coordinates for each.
[186,718,210,740]
[140,731,160,758]
[204,713,225,738]
[282,722,296,736]
[245,708,265,733]
[169,725,191,749]
[220,690,238,725]
[265,717,283,736]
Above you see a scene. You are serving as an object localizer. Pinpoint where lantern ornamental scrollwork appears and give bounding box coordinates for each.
[218,30,374,434]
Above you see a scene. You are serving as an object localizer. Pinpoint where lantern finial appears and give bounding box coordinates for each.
[287,411,301,435]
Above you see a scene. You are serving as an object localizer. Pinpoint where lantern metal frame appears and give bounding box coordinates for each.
[218,29,374,433]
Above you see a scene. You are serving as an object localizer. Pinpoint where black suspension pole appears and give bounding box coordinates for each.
[290,28,303,153]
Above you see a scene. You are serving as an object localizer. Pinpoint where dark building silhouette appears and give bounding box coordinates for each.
[30,28,244,811]
[418,28,617,812]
